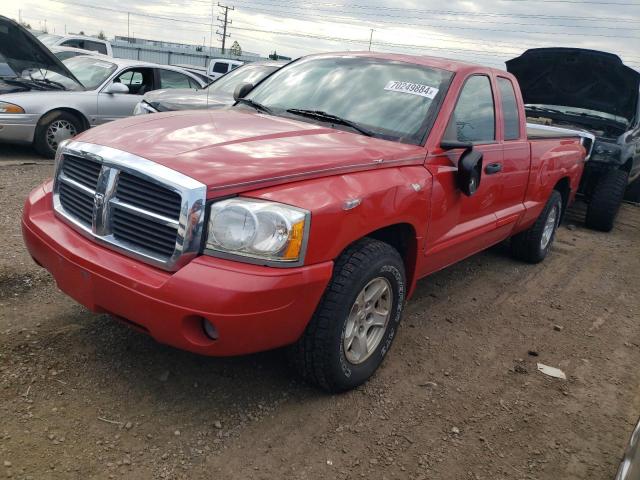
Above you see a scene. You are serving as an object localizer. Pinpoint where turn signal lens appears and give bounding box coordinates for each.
[0,102,24,114]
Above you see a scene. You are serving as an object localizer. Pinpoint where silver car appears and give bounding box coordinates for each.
[134,60,287,115]
[0,16,207,157]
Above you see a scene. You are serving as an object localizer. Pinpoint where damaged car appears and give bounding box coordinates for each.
[0,15,207,158]
[507,48,640,231]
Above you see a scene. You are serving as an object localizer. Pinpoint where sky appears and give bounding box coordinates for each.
[3,0,640,70]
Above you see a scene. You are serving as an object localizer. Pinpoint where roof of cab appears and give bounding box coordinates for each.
[305,51,507,75]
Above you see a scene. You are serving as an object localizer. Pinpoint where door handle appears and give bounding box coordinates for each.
[485,163,502,174]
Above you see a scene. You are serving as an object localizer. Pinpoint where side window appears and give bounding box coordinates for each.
[212,62,228,74]
[113,68,153,95]
[62,39,83,49]
[85,41,108,55]
[159,70,193,89]
[444,75,495,143]
[497,78,521,140]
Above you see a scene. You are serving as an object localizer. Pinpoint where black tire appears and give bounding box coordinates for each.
[511,190,562,264]
[585,168,629,232]
[34,111,83,159]
[624,175,640,203]
[288,238,406,392]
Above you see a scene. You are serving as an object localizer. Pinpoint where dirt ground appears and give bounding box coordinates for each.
[1,145,639,480]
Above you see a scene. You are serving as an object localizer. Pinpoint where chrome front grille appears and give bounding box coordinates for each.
[53,141,207,271]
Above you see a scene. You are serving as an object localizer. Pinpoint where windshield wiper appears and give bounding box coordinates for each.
[526,105,564,115]
[285,109,374,137]
[30,77,67,91]
[235,98,273,114]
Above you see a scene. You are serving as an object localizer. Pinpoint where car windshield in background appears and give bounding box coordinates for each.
[527,103,629,126]
[29,56,116,90]
[37,33,63,47]
[0,53,16,77]
[246,56,453,144]
[208,64,278,96]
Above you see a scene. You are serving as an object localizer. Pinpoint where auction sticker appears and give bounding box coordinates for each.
[384,81,439,99]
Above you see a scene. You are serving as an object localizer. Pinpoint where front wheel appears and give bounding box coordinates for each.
[510,190,562,264]
[288,238,406,392]
[34,111,83,159]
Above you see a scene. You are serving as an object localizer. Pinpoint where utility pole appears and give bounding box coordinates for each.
[368,29,374,52]
[127,12,130,42]
[18,9,21,24]
[216,3,234,55]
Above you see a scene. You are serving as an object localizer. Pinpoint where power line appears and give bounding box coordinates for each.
[202,0,640,20]
[43,0,640,63]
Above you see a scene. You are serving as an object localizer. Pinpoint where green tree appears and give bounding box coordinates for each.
[230,41,242,57]
[97,30,106,40]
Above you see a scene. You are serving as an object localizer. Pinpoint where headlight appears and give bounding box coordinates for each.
[205,198,309,265]
[592,141,621,162]
[133,101,156,115]
[0,101,24,113]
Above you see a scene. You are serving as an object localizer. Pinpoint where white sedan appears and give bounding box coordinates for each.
[0,15,207,157]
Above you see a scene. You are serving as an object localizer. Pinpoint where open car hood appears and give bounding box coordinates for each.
[506,48,640,122]
[0,15,83,88]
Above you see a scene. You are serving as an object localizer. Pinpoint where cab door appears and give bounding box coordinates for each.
[423,74,506,274]
[493,76,530,235]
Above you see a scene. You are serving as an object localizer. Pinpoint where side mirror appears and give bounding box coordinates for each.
[457,148,483,196]
[233,82,254,101]
[104,82,130,94]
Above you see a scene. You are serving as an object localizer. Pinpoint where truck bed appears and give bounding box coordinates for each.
[527,123,595,160]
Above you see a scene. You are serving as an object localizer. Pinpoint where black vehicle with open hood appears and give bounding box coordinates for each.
[508,48,640,232]
[0,15,84,93]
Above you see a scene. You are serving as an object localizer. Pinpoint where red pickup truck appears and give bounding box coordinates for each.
[22,53,593,391]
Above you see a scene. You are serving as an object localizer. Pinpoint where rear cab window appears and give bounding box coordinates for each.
[497,77,521,141]
[212,62,229,74]
[444,75,496,144]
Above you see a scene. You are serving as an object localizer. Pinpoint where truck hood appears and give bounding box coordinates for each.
[0,15,83,88]
[143,88,229,111]
[506,48,640,122]
[76,109,426,196]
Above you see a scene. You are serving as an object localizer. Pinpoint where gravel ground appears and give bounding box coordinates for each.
[1,145,639,480]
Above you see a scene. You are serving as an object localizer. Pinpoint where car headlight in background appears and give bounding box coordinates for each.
[0,101,24,113]
[592,141,621,162]
[133,101,157,115]
[205,198,310,265]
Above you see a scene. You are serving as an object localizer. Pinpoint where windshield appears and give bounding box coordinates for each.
[246,56,453,144]
[208,64,278,96]
[527,104,629,126]
[29,56,116,90]
[37,34,63,47]
[0,53,16,77]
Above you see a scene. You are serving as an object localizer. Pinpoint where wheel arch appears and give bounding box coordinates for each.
[36,107,90,132]
[340,222,420,297]
[552,176,571,217]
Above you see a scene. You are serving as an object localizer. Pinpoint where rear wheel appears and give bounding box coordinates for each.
[288,238,406,392]
[624,175,640,203]
[34,111,83,159]
[511,190,562,264]
[585,168,629,232]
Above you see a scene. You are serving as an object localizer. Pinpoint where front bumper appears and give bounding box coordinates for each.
[22,181,333,356]
[0,113,39,143]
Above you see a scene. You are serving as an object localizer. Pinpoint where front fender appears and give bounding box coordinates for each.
[245,165,432,265]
